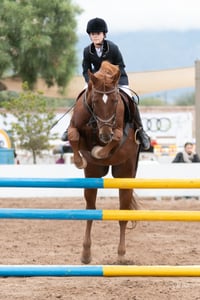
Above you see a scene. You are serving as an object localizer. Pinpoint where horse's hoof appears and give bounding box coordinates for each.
[81,254,91,264]
[75,157,87,169]
[117,254,126,264]
[127,221,137,229]
[91,146,104,159]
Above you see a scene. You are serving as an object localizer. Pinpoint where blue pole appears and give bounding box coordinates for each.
[0,209,103,220]
[0,265,103,277]
[0,178,104,188]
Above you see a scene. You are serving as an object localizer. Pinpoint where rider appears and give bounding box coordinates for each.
[62,17,150,150]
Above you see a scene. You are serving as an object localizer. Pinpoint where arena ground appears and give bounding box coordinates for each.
[0,196,200,299]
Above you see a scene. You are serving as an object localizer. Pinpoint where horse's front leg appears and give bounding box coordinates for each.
[68,127,87,169]
[81,188,97,264]
[91,128,122,159]
[117,189,134,262]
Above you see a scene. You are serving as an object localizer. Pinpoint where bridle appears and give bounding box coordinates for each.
[84,85,119,129]
[92,86,117,94]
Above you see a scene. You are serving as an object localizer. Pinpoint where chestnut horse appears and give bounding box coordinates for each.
[68,61,140,264]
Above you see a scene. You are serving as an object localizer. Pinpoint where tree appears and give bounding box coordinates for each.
[0,0,82,90]
[3,83,58,164]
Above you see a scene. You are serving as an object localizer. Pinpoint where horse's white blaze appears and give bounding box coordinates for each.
[102,94,108,103]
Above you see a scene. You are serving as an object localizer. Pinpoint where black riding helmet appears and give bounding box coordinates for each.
[86,18,108,34]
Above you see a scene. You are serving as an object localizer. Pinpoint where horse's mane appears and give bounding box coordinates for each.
[88,61,120,89]
[96,61,119,78]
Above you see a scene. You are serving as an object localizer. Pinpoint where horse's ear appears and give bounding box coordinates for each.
[114,68,121,84]
[87,80,93,91]
[88,69,98,85]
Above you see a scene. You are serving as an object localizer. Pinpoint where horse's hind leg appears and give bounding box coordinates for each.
[81,188,97,264]
[112,155,138,262]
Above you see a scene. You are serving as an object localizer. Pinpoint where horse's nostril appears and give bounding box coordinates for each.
[99,133,113,143]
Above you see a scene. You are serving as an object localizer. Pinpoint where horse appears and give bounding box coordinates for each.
[68,61,140,264]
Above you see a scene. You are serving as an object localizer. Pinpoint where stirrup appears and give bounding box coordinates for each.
[135,128,151,150]
[134,128,141,145]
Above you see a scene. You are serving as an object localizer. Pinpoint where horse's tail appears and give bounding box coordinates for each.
[130,192,139,210]
[126,192,140,230]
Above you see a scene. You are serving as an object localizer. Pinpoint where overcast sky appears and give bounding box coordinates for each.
[74,0,200,34]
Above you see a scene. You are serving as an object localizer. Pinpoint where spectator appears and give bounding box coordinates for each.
[56,154,65,164]
[172,142,200,163]
[14,150,20,164]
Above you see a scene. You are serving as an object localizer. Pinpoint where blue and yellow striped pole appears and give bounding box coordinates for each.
[0,209,200,221]
[1,177,200,188]
[0,265,200,277]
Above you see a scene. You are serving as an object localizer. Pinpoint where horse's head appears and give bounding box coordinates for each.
[87,61,121,144]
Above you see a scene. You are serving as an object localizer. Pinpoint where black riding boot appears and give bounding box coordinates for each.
[132,101,151,150]
[61,129,68,141]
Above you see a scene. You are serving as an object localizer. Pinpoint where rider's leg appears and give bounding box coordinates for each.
[119,85,150,150]
[61,130,68,141]
[132,101,151,150]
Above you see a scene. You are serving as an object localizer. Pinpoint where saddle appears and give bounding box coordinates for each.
[118,88,134,123]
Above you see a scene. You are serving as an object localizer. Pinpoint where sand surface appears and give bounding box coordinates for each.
[0,196,200,300]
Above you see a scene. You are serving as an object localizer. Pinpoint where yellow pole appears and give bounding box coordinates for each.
[102,210,200,221]
[104,178,200,189]
[103,265,200,277]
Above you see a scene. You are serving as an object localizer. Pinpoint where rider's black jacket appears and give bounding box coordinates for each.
[82,39,129,86]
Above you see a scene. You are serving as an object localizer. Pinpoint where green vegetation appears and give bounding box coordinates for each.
[45,97,75,109]
[140,96,167,106]
[0,89,75,108]
[174,92,195,106]
[140,92,195,106]
[0,0,82,91]
[2,83,58,164]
